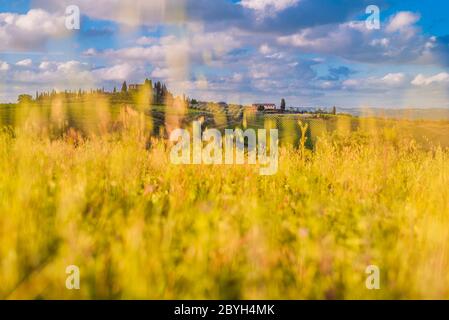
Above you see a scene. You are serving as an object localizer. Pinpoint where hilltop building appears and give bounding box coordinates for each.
[252,103,277,111]
[128,84,143,91]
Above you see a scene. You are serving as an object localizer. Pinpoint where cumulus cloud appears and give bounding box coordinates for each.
[0,58,148,100]
[342,73,409,90]
[136,36,158,46]
[16,59,33,67]
[96,46,166,62]
[386,11,420,33]
[259,44,272,55]
[240,0,300,15]
[82,48,98,56]
[151,67,171,79]
[411,73,449,86]
[0,59,94,101]
[0,9,67,51]
[85,27,240,73]
[93,63,138,81]
[0,61,10,71]
[35,0,371,34]
[11,60,92,84]
[35,0,179,27]
[381,73,407,85]
[277,12,434,64]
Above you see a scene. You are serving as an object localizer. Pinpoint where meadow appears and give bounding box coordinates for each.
[0,101,449,299]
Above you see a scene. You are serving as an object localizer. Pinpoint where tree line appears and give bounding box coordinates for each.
[18,78,180,106]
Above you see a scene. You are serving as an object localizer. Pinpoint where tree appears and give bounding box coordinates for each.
[121,81,128,93]
[143,78,153,96]
[280,98,286,112]
[113,87,117,94]
[144,78,153,89]
[332,106,337,115]
[18,94,33,104]
[154,81,163,104]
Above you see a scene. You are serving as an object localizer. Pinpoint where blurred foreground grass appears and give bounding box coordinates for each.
[0,103,449,299]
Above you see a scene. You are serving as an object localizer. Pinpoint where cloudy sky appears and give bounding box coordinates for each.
[1,0,449,108]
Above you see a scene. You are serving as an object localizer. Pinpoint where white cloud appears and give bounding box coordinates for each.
[386,12,420,33]
[1,58,148,95]
[0,61,10,71]
[241,0,300,13]
[100,46,166,62]
[189,30,240,58]
[136,36,158,46]
[79,27,240,89]
[93,63,137,81]
[16,59,33,67]
[195,74,209,90]
[12,60,92,83]
[39,61,56,70]
[277,15,428,64]
[232,73,244,82]
[412,73,449,86]
[87,27,240,72]
[151,67,171,79]
[370,38,390,48]
[0,59,98,101]
[0,9,67,51]
[35,0,173,27]
[278,22,359,49]
[342,73,408,90]
[381,73,406,86]
[259,44,272,55]
[83,48,98,56]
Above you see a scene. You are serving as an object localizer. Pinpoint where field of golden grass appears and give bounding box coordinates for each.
[0,102,448,299]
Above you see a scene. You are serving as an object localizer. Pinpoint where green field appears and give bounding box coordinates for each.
[1,101,449,299]
[2,102,449,148]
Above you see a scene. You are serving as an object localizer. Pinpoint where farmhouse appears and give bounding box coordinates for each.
[252,103,277,111]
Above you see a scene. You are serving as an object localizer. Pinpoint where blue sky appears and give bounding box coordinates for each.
[1,0,449,108]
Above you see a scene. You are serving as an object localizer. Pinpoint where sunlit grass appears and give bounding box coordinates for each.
[0,101,448,299]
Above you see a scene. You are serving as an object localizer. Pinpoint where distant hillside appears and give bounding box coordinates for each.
[340,108,449,121]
